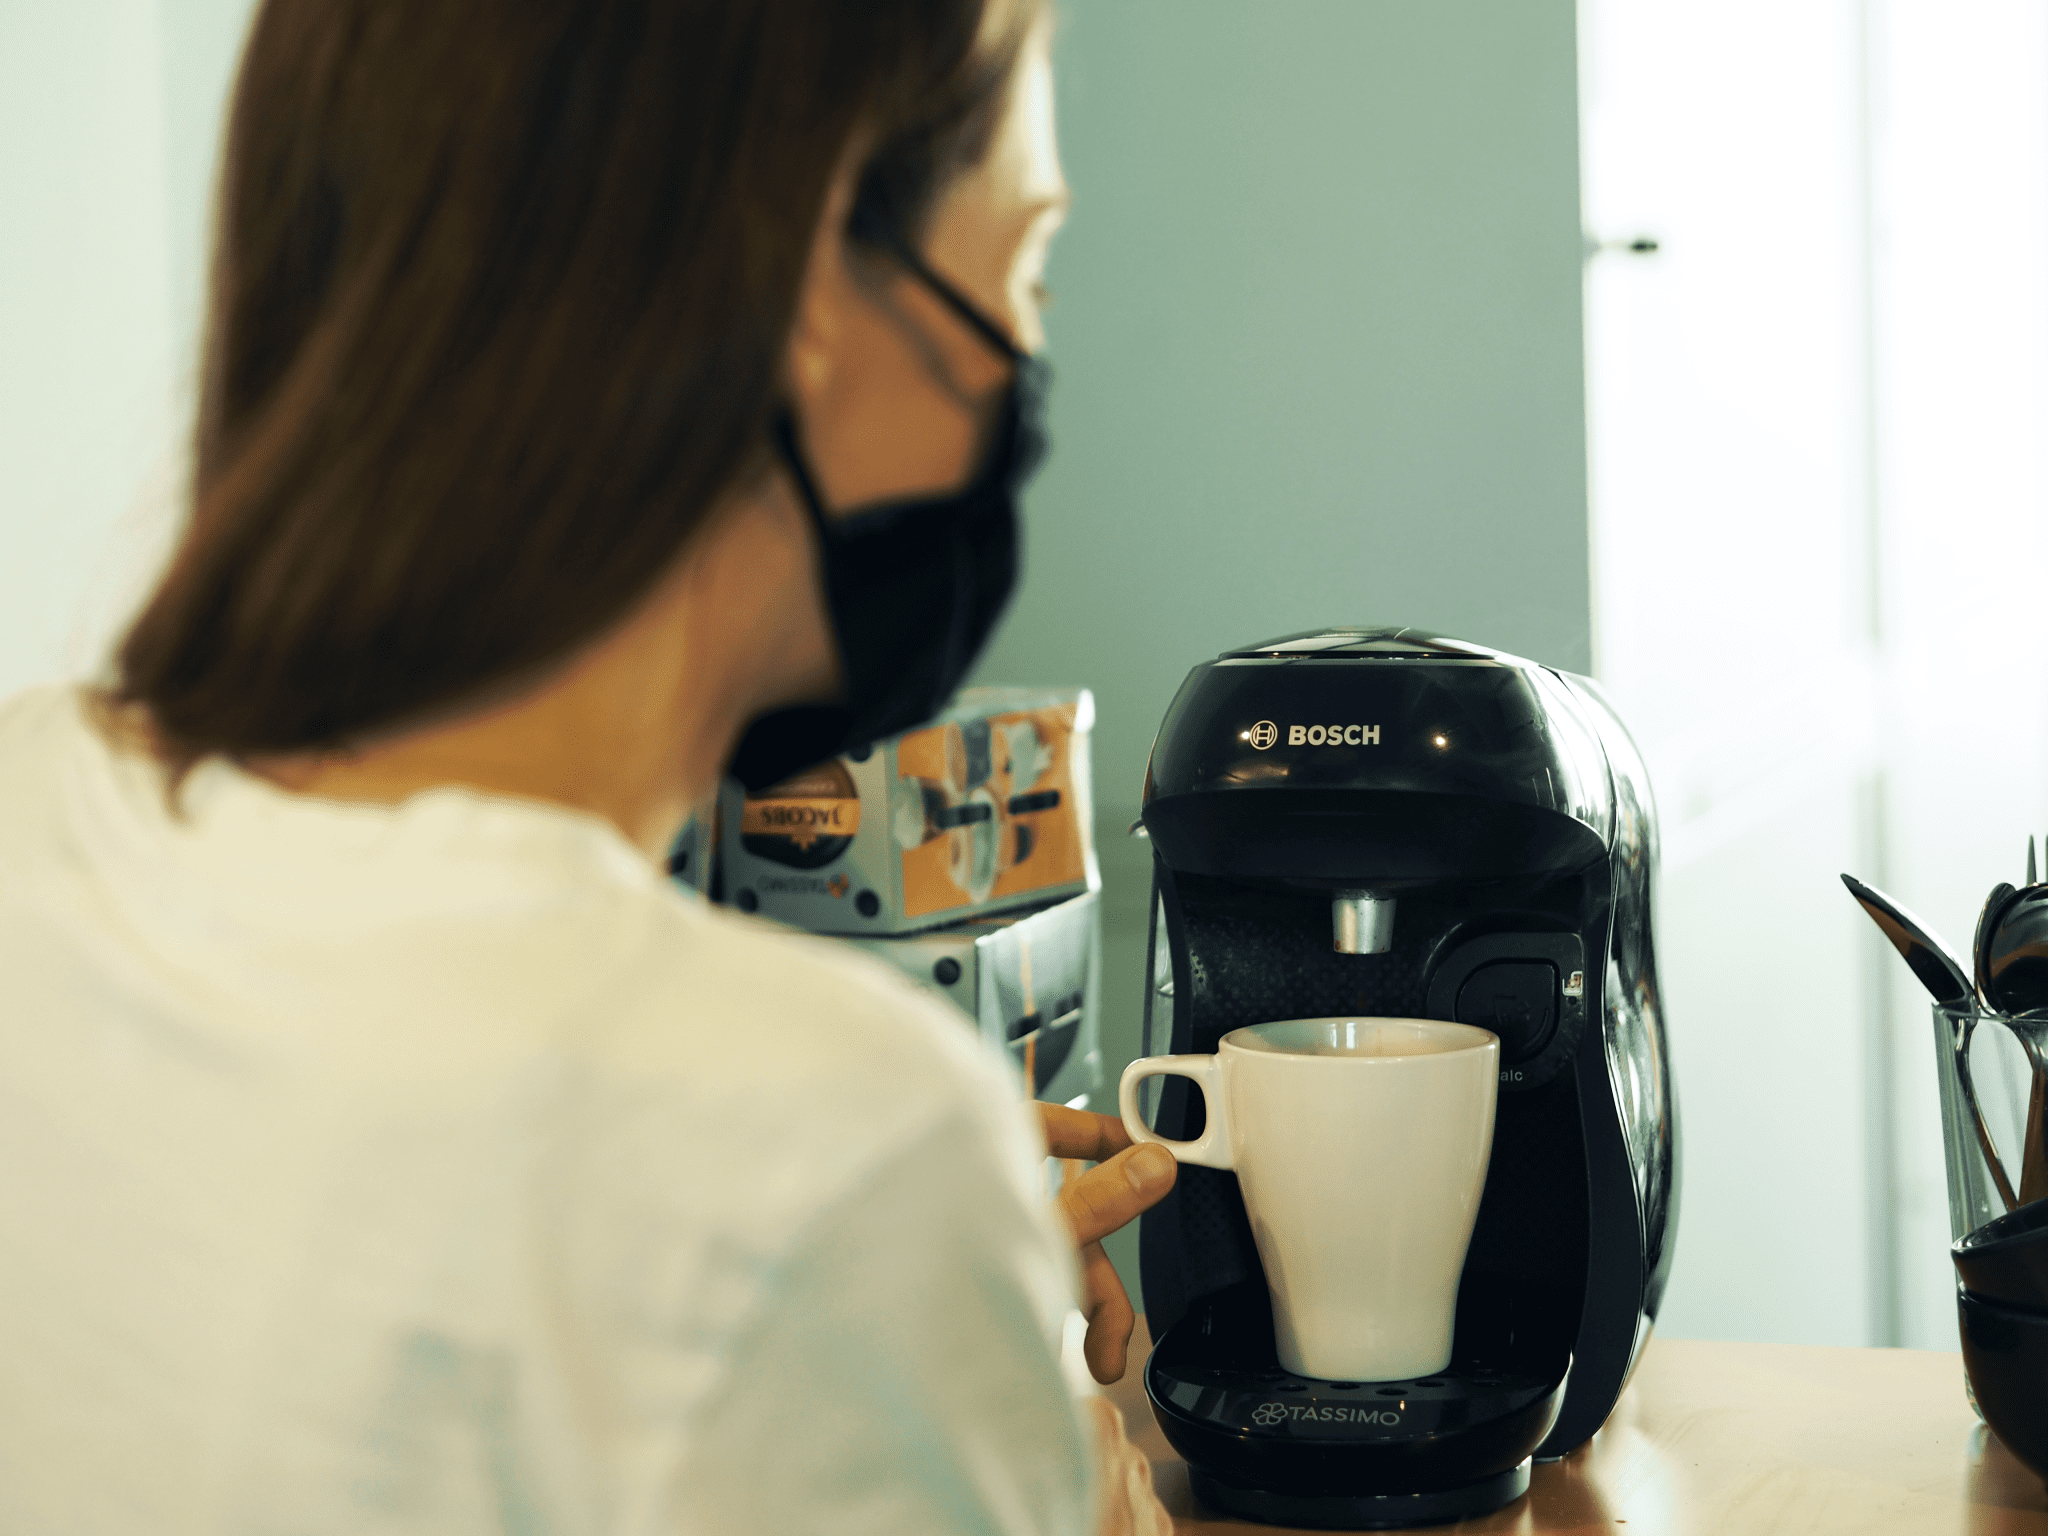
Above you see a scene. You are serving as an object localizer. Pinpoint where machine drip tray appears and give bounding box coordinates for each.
[1143,1289,1569,1528]
[1149,1355,1557,1443]
[1189,1459,1530,1532]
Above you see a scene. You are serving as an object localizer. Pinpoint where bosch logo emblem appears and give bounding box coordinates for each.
[1251,1401,1289,1426]
[1240,721,1383,749]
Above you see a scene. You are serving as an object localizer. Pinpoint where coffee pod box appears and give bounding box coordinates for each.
[664,811,716,898]
[719,686,1097,936]
[850,889,1103,1108]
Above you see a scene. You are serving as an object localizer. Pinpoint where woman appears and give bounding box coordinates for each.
[0,1,1175,1530]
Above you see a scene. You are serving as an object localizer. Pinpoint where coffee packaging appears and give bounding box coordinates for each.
[719,686,1096,936]
[665,809,716,898]
[848,889,1103,1107]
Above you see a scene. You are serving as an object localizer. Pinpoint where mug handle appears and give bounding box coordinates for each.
[1119,1055,1234,1170]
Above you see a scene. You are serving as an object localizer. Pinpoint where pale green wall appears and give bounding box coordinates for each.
[975,0,1591,1291]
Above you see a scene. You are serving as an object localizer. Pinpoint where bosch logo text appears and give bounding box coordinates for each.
[1291,724,1380,746]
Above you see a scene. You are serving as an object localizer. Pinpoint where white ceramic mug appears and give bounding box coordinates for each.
[1120,1017,1498,1382]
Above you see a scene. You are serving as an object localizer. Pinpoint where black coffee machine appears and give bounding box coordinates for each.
[1135,629,1678,1529]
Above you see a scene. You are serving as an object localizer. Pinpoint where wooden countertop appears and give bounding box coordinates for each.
[1107,1320,2048,1534]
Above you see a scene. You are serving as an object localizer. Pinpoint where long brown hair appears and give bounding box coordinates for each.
[114,0,1035,773]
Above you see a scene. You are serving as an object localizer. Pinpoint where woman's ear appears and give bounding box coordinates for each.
[785,258,840,399]
[783,139,871,402]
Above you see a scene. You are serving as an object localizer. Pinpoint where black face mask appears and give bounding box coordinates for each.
[727,215,1050,794]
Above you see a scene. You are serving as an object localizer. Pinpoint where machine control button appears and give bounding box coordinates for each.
[1454,961,1558,1061]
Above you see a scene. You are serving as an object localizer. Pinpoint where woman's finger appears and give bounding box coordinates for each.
[1038,1101,1135,1163]
[1078,1239,1135,1383]
[1058,1142,1176,1249]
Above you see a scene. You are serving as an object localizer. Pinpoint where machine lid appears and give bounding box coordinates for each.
[1220,628,1517,663]
[1138,628,1620,863]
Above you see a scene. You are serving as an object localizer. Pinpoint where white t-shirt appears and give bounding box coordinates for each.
[0,686,1092,1535]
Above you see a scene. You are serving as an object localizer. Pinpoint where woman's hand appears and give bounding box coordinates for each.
[1039,1103,1177,1384]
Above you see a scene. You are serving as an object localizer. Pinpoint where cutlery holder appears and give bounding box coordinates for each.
[1933,1004,2048,1241]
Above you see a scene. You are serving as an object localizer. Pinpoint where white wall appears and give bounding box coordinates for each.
[1582,0,1885,1351]
[159,0,257,372]
[1868,0,2048,1350]
[0,0,255,699]
[1583,0,2048,1349]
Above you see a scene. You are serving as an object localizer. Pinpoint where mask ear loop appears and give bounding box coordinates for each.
[848,201,1029,365]
[852,205,1032,687]
[769,410,836,541]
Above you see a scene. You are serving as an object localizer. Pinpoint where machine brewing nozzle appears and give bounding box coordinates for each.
[1332,891,1395,954]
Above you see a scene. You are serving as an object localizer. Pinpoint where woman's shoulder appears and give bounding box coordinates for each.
[572,892,1039,1182]
[0,683,95,767]
[548,896,1052,1304]
[605,896,1020,1115]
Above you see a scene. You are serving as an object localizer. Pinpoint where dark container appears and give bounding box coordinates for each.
[1958,1287,2048,1484]
[1954,1199,2048,1317]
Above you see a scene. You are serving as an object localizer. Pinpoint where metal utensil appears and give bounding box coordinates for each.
[2013,1015,2048,1208]
[1981,882,2048,1016]
[1842,873,1976,1006]
[1975,877,2048,1207]
[1976,882,2019,1009]
[1845,873,2019,1212]
[1936,1006,2022,1216]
